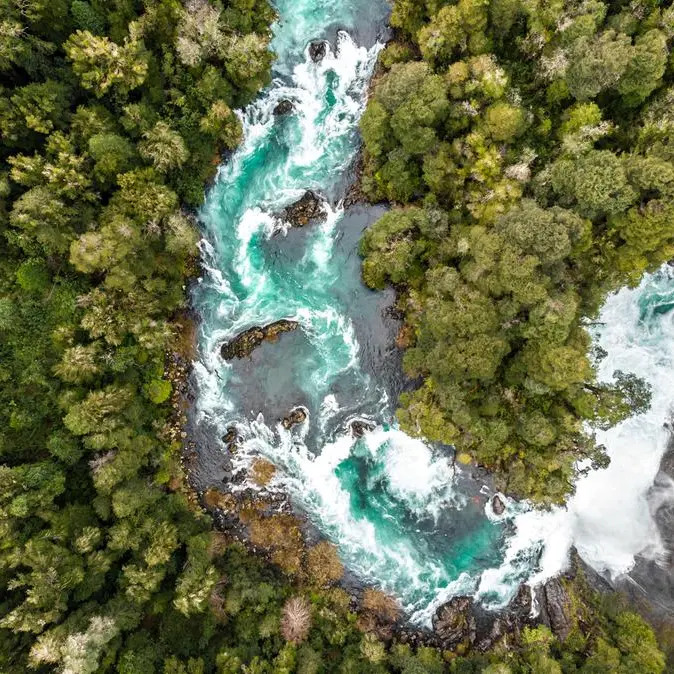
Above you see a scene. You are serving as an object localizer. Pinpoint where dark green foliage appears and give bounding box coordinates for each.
[360,0,674,505]
[0,0,667,671]
[0,0,281,670]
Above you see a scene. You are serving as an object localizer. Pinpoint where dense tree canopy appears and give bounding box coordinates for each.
[359,0,674,505]
[0,0,284,670]
[0,0,667,672]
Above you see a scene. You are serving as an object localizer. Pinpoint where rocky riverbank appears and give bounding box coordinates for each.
[615,427,674,658]
[423,548,615,653]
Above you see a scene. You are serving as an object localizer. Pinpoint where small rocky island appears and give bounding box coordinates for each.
[273,99,294,116]
[220,320,299,359]
[309,40,327,62]
[280,190,327,227]
[282,407,308,430]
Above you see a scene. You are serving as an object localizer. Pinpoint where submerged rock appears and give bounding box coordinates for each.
[432,596,476,648]
[220,320,299,360]
[282,407,307,430]
[282,191,326,227]
[309,41,327,62]
[273,99,294,116]
[492,494,506,516]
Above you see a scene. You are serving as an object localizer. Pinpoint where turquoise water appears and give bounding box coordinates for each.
[194,0,674,624]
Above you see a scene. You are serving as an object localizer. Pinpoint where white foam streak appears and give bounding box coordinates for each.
[366,429,460,518]
[565,271,674,576]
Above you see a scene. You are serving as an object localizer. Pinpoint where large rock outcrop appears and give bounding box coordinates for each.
[220,320,299,360]
[536,578,574,640]
[474,584,534,652]
[432,577,575,652]
[432,596,477,649]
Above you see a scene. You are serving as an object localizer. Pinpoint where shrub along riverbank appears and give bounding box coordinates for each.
[0,0,667,672]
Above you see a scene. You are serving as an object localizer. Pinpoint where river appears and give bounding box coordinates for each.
[192,0,674,625]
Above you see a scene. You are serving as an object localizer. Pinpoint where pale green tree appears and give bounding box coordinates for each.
[139,122,189,173]
[65,29,149,97]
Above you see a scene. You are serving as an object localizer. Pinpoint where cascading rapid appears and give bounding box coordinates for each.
[193,0,674,626]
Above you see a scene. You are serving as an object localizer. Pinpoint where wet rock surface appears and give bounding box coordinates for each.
[432,575,575,651]
[281,191,326,227]
[222,425,242,455]
[492,494,506,516]
[343,155,368,208]
[350,419,376,437]
[432,596,476,648]
[474,584,534,652]
[536,577,573,640]
[309,41,327,62]
[220,320,299,359]
[273,99,294,116]
[282,407,308,430]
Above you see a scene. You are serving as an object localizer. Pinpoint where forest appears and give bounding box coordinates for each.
[360,0,674,505]
[0,0,669,672]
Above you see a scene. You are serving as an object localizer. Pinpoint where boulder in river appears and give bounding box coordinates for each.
[222,426,240,453]
[220,320,299,360]
[309,41,327,62]
[273,99,294,116]
[432,596,477,648]
[282,190,326,227]
[282,407,307,430]
[350,419,376,438]
[492,494,506,516]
